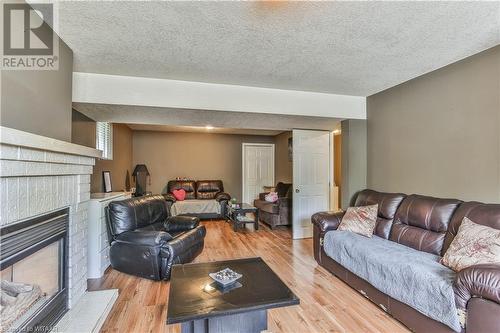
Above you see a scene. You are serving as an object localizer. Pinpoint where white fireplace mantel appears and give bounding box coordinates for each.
[0,126,102,158]
[0,126,101,309]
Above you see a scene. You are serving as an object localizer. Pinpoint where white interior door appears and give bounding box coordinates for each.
[293,129,330,239]
[242,144,275,204]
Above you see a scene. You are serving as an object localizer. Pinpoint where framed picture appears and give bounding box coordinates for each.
[103,171,112,193]
[288,137,293,161]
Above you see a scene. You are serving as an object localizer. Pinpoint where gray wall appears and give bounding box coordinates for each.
[1,31,73,142]
[341,119,367,209]
[367,45,500,202]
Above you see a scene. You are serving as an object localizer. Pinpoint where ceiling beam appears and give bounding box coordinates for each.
[73,72,366,119]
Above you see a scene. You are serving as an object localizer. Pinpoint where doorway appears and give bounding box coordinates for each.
[242,143,275,204]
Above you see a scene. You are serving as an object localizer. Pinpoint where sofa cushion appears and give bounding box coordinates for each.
[254,200,279,214]
[275,182,292,197]
[338,204,378,237]
[108,195,169,236]
[390,194,461,255]
[196,180,223,200]
[167,180,196,199]
[323,230,461,332]
[170,199,220,216]
[442,201,500,256]
[441,217,500,272]
[354,189,406,239]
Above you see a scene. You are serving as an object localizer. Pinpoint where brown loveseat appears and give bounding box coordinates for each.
[253,182,292,229]
[162,180,230,219]
[312,189,500,333]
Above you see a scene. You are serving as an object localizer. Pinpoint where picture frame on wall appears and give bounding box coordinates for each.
[103,171,112,193]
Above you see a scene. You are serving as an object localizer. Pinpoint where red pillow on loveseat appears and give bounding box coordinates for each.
[172,189,186,201]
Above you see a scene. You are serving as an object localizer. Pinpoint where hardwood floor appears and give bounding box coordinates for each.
[89,221,410,333]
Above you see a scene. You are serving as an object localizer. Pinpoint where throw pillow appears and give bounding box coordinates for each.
[265,192,279,203]
[172,189,186,201]
[441,217,500,272]
[338,204,378,238]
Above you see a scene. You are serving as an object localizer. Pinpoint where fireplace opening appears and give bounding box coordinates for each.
[0,208,69,333]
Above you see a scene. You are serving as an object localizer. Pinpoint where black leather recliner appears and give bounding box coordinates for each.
[105,195,206,280]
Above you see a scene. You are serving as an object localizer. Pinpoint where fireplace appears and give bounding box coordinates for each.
[0,208,69,333]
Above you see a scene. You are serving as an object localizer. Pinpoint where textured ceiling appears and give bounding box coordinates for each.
[126,124,283,136]
[56,1,500,96]
[72,103,341,131]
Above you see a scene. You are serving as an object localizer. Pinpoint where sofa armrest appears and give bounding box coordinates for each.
[454,264,500,309]
[163,193,177,203]
[215,192,231,202]
[165,216,199,232]
[166,225,206,256]
[311,211,345,233]
[114,230,173,247]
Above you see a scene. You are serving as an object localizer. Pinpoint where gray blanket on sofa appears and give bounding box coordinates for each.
[323,230,461,332]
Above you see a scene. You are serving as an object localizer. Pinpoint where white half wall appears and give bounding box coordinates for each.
[73,73,366,119]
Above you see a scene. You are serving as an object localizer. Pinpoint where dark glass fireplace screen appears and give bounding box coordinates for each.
[0,208,69,333]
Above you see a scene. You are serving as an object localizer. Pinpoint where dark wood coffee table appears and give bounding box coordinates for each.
[225,203,259,231]
[166,257,299,333]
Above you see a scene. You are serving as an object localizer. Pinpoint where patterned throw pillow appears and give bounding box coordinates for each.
[338,204,378,238]
[265,192,279,203]
[441,217,500,272]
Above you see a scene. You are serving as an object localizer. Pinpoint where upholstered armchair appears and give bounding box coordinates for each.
[253,182,292,229]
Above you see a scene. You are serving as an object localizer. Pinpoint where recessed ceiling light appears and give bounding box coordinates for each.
[205,125,214,130]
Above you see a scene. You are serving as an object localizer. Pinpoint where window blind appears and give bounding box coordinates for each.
[96,122,113,160]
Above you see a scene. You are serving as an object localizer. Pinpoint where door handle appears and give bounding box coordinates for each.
[295,188,300,193]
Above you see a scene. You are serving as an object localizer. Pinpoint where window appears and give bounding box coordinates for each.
[96,122,113,160]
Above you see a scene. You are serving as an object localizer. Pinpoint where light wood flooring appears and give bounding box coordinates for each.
[88,220,410,333]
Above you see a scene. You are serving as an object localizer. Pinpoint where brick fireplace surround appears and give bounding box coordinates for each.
[0,126,101,309]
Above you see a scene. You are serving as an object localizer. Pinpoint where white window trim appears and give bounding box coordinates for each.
[96,122,113,160]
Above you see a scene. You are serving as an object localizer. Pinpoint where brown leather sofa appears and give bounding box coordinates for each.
[253,182,292,229]
[312,189,500,333]
[162,180,231,219]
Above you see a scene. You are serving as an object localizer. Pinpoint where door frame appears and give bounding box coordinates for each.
[242,143,275,203]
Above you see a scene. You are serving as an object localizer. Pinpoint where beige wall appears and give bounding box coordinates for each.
[275,131,293,184]
[1,26,73,142]
[91,124,133,193]
[71,110,96,148]
[367,45,500,202]
[132,131,274,199]
[71,115,133,193]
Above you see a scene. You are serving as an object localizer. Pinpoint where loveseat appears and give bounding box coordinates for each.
[163,180,231,219]
[312,189,500,333]
[106,195,206,280]
[253,182,292,229]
